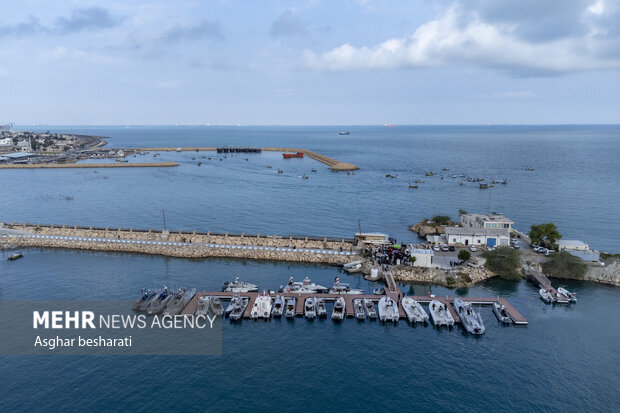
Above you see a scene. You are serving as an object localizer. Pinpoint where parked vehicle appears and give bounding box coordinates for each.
[448,246,456,252]
[469,245,477,252]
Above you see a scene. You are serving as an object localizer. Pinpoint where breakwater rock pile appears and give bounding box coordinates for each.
[4,223,354,264]
[393,265,495,286]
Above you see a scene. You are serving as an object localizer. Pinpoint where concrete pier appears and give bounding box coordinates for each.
[0,162,179,169]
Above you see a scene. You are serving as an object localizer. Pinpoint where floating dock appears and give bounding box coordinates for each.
[181,291,528,325]
[523,265,570,304]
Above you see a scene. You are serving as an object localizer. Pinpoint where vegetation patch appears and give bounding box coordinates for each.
[542,251,587,280]
[600,252,620,260]
[482,247,522,280]
[446,276,456,287]
[458,249,471,261]
[431,215,452,225]
[529,222,562,249]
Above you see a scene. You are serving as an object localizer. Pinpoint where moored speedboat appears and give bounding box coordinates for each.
[211,297,224,317]
[363,299,377,319]
[225,294,242,316]
[343,260,363,273]
[557,287,577,303]
[147,287,172,315]
[354,299,366,320]
[401,297,429,324]
[272,295,286,317]
[7,252,23,261]
[492,301,512,324]
[539,288,556,304]
[332,297,345,321]
[285,297,297,319]
[163,288,197,316]
[378,297,399,323]
[250,293,272,319]
[329,277,364,294]
[229,297,249,321]
[134,288,157,311]
[428,300,454,327]
[316,298,327,318]
[304,297,316,319]
[280,277,327,293]
[222,277,259,293]
[195,296,211,317]
[454,298,485,335]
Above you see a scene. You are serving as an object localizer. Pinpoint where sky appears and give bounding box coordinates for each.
[1,0,620,125]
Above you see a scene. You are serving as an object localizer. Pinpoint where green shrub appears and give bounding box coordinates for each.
[542,251,587,279]
[432,215,451,225]
[458,249,471,261]
[529,223,562,249]
[446,276,456,287]
[482,247,522,280]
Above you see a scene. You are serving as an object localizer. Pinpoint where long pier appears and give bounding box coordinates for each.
[0,162,179,169]
[134,146,359,171]
[181,291,528,325]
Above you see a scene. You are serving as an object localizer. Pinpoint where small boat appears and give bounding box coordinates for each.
[459,181,466,185]
[378,297,399,323]
[250,293,272,319]
[280,277,328,294]
[222,277,259,293]
[133,288,157,311]
[525,167,534,171]
[373,287,385,295]
[354,299,366,320]
[500,179,508,184]
[225,294,242,316]
[539,288,556,304]
[311,168,317,172]
[285,297,297,319]
[415,180,424,183]
[454,298,485,335]
[339,131,350,135]
[557,287,577,303]
[266,165,272,168]
[147,287,172,315]
[425,171,436,176]
[283,152,303,158]
[364,299,377,319]
[304,297,316,319]
[492,301,512,324]
[316,298,327,318]
[347,171,355,175]
[195,296,211,316]
[277,169,283,174]
[443,167,449,171]
[163,288,197,316]
[385,173,397,178]
[229,297,249,321]
[210,297,224,317]
[479,183,490,189]
[329,277,364,294]
[332,297,345,321]
[301,175,309,179]
[343,260,363,273]
[401,297,429,324]
[428,300,454,327]
[272,295,286,317]
[7,253,22,261]
[408,185,418,189]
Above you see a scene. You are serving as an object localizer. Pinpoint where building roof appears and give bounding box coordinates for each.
[409,248,434,255]
[445,227,510,236]
[463,213,514,224]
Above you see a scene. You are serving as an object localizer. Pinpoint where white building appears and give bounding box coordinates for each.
[461,213,514,230]
[444,227,510,247]
[406,247,435,268]
[558,240,589,251]
[0,137,12,146]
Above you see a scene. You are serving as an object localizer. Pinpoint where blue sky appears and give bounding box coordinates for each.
[1,0,620,125]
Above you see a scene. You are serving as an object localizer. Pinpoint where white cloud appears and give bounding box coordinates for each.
[303,3,620,75]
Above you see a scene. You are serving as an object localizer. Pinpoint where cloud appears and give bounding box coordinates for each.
[160,20,223,42]
[0,8,121,37]
[54,7,122,34]
[269,10,309,38]
[302,1,620,76]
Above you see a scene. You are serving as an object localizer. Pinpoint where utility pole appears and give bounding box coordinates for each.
[357,219,362,235]
[162,209,167,231]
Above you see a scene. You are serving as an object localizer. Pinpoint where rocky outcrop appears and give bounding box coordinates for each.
[409,219,445,238]
[584,258,620,286]
[393,264,495,287]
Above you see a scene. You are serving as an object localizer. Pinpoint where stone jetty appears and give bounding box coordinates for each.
[0,162,179,169]
[2,223,356,264]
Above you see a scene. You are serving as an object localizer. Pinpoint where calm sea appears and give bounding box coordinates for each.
[1,125,619,411]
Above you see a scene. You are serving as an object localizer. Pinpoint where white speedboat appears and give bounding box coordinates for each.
[272,295,286,317]
[304,297,316,319]
[557,287,577,303]
[285,297,297,319]
[329,277,364,295]
[428,300,454,327]
[222,277,259,293]
[378,297,399,323]
[539,288,556,304]
[147,287,172,315]
[316,298,327,318]
[363,299,377,319]
[332,297,345,321]
[229,297,249,321]
[250,293,272,319]
[195,296,211,317]
[163,288,196,316]
[225,294,241,316]
[280,277,327,293]
[401,297,429,324]
[454,298,485,335]
[492,302,512,324]
[354,299,366,320]
[343,260,363,273]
